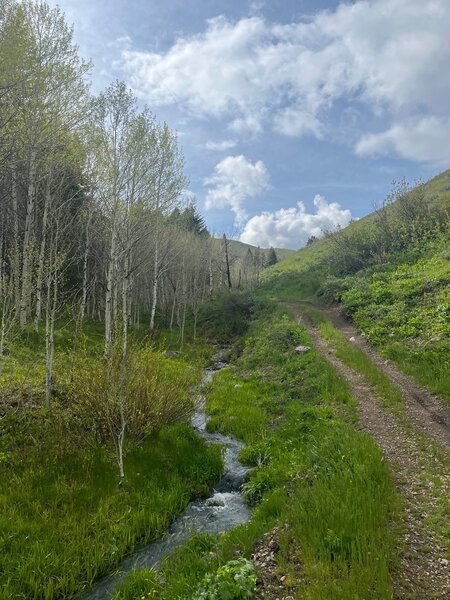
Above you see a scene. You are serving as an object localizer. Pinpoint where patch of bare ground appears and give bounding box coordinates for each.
[252,525,302,600]
[285,301,450,599]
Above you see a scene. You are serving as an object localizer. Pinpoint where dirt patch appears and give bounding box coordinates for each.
[285,301,450,599]
[252,525,302,600]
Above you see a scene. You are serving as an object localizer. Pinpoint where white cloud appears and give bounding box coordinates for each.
[355,117,450,165]
[229,114,263,135]
[273,108,325,138]
[240,195,353,249]
[120,0,450,163]
[205,139,237,151]
[204,155,270,225]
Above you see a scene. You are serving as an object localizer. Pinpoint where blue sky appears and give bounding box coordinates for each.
[50,0,449,248]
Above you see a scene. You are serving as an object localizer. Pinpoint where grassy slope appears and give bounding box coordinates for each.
[260,170,450,402]
[212,237,295,262]
[114,306,399,599]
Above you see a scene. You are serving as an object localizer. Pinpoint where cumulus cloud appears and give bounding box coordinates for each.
[355,117,450,165]
[240,195,353,249]
[204,155,270,225]
[120,0,450,163]
[273,108,325,138]
[205,139,237,151]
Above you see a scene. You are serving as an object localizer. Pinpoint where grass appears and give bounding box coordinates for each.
[258,172,450,405]
[0,423,222,600]
[300,304,404,412]
[338,246,450,403]
[293,304,450,596]
[0,318,224,600]
[114,306,400,599]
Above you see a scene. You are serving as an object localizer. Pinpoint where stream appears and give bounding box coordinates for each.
[78,358,251,600]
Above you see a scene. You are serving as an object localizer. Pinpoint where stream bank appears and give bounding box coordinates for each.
[78,357,251,600]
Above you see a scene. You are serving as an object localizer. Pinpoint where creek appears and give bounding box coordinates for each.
[78,357,251,599]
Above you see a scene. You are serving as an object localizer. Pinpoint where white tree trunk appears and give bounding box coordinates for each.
[79,206,92,326]
[11,168,21,316]
[149,237,159,331]
[104,224,117,357]
[34,179,50,331]
[20,149,37,329]
[45,261,58,409]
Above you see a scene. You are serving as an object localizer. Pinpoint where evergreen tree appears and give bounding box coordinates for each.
[265,247,278,266]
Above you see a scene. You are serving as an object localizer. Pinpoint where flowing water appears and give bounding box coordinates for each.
[78,359,251,600]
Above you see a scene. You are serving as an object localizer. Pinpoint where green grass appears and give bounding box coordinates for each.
[0,424,222,600]
[258,172,450,405]
[114,307,400,599]
[0,320,224,600]
[300,305,404,412]
[338,246,450,403]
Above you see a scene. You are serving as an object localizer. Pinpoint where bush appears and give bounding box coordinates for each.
[194,558,257,600]
[64,346,199,480]
[198,292,255,342]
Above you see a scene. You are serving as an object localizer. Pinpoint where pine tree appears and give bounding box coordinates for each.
[265,247,278,266]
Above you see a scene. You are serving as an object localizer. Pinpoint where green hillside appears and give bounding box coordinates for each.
[212,237,294,262]
[261,171,450,401]
[226,239,294,261]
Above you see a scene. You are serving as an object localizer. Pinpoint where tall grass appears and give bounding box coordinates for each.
[0,334,223,600]
[0,424,222,600]
[114,307,400,599]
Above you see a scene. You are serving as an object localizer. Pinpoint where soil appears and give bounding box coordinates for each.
[281,301,450,599]
[252,525,302,600]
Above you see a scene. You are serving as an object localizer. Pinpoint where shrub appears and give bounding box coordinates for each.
[194,558,257,600]
[198,292,255,342]
[65,346,199,480]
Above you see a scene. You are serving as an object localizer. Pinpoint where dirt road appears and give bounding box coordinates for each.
[286,301,450,599]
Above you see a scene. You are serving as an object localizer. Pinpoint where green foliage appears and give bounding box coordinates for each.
[0,423,222,600]
[335,247,450,401]
[65,345,199,452]
[112,568,161,600]
[194,558,257,600]
[259,173,450,402]
[0,327,223,600]
[204,309,398,598]
[168,205,209,237]
[265,247,278,267]
[118,307,397,599]
[198,292,255,342]
[323,179,449,276]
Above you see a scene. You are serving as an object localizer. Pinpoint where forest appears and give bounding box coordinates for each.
[1,2,449,600]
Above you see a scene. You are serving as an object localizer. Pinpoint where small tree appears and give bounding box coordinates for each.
[265,247,278,266]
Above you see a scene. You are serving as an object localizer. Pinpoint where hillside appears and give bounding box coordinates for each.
[261,170,450,401]
[224,239,294,262]
[211,237,294,263]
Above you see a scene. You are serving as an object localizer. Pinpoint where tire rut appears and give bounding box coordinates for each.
[321,303,450,448]
[285,301,450,599]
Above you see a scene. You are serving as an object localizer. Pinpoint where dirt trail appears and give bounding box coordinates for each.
[325,302,450,447]
[285,301,450,599]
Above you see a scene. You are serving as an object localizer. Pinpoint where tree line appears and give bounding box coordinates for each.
[0,1,272,384]
[0,1,275,479]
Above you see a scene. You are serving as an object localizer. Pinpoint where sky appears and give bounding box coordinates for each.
[49,0,450,249]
